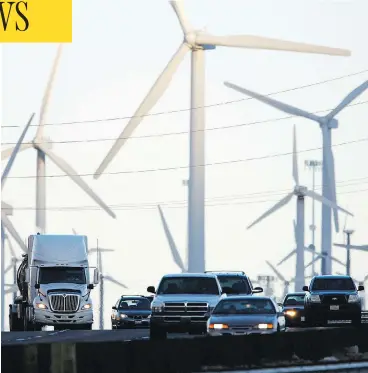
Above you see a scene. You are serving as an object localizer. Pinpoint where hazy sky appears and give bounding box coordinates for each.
[1,0,368,328]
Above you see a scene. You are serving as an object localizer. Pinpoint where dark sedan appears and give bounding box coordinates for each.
[111,296,151,329]
[281,292,306,327]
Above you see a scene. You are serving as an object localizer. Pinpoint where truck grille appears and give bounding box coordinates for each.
[163,302,208,316]
[49,294,80,312]
[321,294,347,305]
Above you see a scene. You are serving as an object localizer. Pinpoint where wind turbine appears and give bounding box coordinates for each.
[158,205,187,272]
[1,114,35,331]
[266,260,293,298]
[246,125,352,293]
[224,80,368,275]
[93,0,350,273]
[278,219,344,275]
[334,231,368,276]
[1,44,116,235]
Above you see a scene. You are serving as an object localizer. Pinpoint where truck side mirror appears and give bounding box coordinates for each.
[25,268,30,283]
[87,284,94,290]
[112,306,117,310]
[35,283,40,289]
[358,285,364,291]
[302,286,309,292]
[147,286,156,294]
[93,268,99,285]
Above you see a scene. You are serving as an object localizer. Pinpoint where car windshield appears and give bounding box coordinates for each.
[213,298,276,315]
[118,298,150,310]
[38,267,86,284]
[311,278,356,291]
[283,295,305,305]
[217,275,251,294]
[157,277,219,295]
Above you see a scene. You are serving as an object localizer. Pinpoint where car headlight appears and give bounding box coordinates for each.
[208,323,229,330]
[285,310,297,317]
[35,303,48,310]
[310,295,321,303]
[116,313,128,320]
[152,304,164,313]
[257,323,273,329]
[348,295,360,303]
[81,304,92,310]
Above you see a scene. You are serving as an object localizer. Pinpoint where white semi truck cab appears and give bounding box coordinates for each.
[9,233,99,331]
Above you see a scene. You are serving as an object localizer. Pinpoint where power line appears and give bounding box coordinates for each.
[4,187,367,212]
[2,69,367,129]
[2,101,367,146]
[5,137,367,179]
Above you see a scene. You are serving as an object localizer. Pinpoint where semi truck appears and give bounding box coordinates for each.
[9,233,99,331]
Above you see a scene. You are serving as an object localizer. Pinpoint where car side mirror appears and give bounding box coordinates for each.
[35,283,40,289]
[87,284,94,290]
[112,306,117,310]
[252,287,263,294]
[358,285,364,291]
[147,286,156,294]
[302,286,309,292]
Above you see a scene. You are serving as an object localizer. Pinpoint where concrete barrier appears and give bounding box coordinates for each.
[2,328,368,373]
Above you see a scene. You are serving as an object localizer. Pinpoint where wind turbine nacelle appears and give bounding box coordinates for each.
[326,117,338,129]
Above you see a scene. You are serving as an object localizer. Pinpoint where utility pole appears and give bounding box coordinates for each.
[304,160,322,276]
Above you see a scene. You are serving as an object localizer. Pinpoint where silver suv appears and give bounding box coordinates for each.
[147,273,224,339]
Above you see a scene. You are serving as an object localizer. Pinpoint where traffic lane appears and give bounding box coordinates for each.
[1,328,149,346]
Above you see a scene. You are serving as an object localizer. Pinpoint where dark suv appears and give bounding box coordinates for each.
[204,271,263,295]
[303,275,364,327]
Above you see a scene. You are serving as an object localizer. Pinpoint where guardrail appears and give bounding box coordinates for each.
[2,328,368,373]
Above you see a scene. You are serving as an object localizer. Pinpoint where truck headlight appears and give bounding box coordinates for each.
[310,295,321,303]
[82,304,92,310]
[348,295,360,303]
[35,303,48,310]
[152,304,164,313]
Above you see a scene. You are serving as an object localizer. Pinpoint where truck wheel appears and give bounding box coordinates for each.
[150,324,166,340]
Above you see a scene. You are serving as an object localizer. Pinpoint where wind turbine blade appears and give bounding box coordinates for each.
[1,213,27,252]
[247,192,294,230]
[305,256,321,269]
[169,0,193,33]
[224,82,321,121]
[197,34,350,56]
[89,248,114,253]
[35,44,63,139]
[2,114,35,189]
[266,260,286,282]
[349,245,368,252]
[277,249,296,266]
[2,201,13,215]
[104,275,128,289]
[94,43,190,178]
[333,243,346,248]
[72,228,77,235]
[326,80,368,119]
[37,144,116,219]
[157,205,186,271]
[5,233,17,257]
[292,124,299,185]
[5,286,17,294]
[305,190,353,217]
[330,256,345,267]
[343,214,348,232]
[1,143,33,161]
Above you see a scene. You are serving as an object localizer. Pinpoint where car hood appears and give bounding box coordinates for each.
[153,294,220,307]
[209,314,276,325]
[117,310,151,316]
[310,290,357,295]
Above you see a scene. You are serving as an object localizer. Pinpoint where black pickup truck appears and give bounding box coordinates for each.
[303,275,364,327]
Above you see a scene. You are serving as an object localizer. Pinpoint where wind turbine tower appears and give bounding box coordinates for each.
[93,0,351,273]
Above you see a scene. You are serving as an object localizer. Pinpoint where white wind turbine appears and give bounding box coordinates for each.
[93,0,350,273]
[246,125,352,293]
[278,219,345,275]
[224,80,368,275]
[1,44,116,234]
[1,114,35,331]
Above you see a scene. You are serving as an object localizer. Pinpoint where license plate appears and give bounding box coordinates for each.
[330,305,339,310]
[301,316,305,321]
[135,320,142,324]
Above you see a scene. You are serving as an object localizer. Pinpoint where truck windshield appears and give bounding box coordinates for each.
[39,267,86,285]
[157,277,219,295]
[311,278,356,291]
[213,298,276,315]
[216,276,251,294]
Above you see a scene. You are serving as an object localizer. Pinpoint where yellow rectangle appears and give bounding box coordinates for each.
[0,0,72,42]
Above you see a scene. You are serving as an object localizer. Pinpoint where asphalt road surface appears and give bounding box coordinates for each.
[1,325,358,346]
